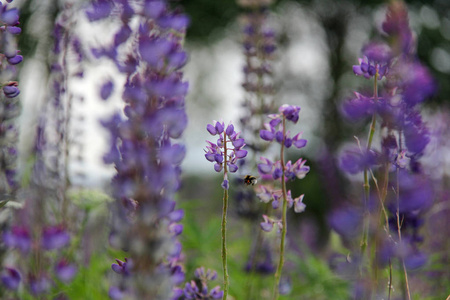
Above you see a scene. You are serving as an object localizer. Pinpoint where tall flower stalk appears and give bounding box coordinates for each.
[237,0,276,149]
[1,3,83,297]
[87,0,190,298]
[257,104,309,299]
[205,121,248,299]
[0,1,22,204]
[339,1,436,298]
[235,2,278,297]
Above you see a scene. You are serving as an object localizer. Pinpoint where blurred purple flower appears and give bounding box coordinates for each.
[85,0,113,21]
[55,260,77,283]
[339,147,379,174]
[329,207,363,238]
[109,286,126,300]
[260,214,274,232]
[100,80,114,100]
[111,258,132,276]
[178,268,223,299]
[395,170,433,213]
[0,7,19,25]
[3,85,20,98]
[29,275,52,295]
[382,1,414,55]
[341,92,376,122]
[3,226,31,253]
[41,226,70,250]
[1,267,21,290]
[7,53,23,64]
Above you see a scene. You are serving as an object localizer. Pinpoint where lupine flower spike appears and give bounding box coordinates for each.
[205,121,247,299]
[256,104,309,299]
[338,1,436,298]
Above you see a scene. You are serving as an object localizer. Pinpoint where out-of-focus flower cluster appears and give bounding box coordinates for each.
[336,0,436,281]
[87,0,189,298]
[173,267,223,300]
[0,1,22,196]
[256,104,309,232]
[1,3,85,298]
[1,224,76,294]
[238,0,276,152]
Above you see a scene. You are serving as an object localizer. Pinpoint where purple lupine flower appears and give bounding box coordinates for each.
[1,267,21,290]
[244,241,275,275]
[179,268,223,299]
[90,1,190,297]
[100,80,114,100]
[256,185,272,203]
[339,147,379,175]
[353,42,392,80]
[256,104,309,297]
[204,121,247,179]
[85,0,113,22]
[259,105,304,149]
[221,179,229,190]
[341,92,376,122]
[257,104,309,215]
[335,3,437,296]
[209,286,224,299]
[395,170,433,213]
[279,104,301,123]
[293,194,306,213]
[7,53,23,64]
[6,26,21,34]
[257,157,273,175]
[194,267,218,282]
[41,226,71,250]
[328,207,363,238]
[111,258,132,276]
[109,286,126,300]
[3,226,32,253]
[54,260,77,283]
[260,214,274,232]
[0,7,19,25]
[3,84,20,98]
[381,1,414,55]
[402,252,427,270]
[169,223,183,236]
[29,274,52,295]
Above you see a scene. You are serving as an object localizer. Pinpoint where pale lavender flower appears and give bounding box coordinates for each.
[205,121,248,188]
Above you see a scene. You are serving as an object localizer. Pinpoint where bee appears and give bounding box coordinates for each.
[243,175,258,186]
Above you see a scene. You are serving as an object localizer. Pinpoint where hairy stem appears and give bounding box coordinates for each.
[272,116,287,300]
[388,258,392,300]
[396,132,411,300]
[245,203,270,299]
[360,74,379,268]
[222,132,229,300]
[396,165,411,300]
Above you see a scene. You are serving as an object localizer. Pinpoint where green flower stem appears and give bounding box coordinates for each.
[395,134,411,300]
[245,203,270,299]
[360,74,379,258]
[272,116,287,300]
[222,132,229,300]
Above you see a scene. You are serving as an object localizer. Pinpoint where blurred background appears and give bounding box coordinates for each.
[7,0,450,298]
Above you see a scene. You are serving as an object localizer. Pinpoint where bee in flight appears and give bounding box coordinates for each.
[243,175,258,186]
